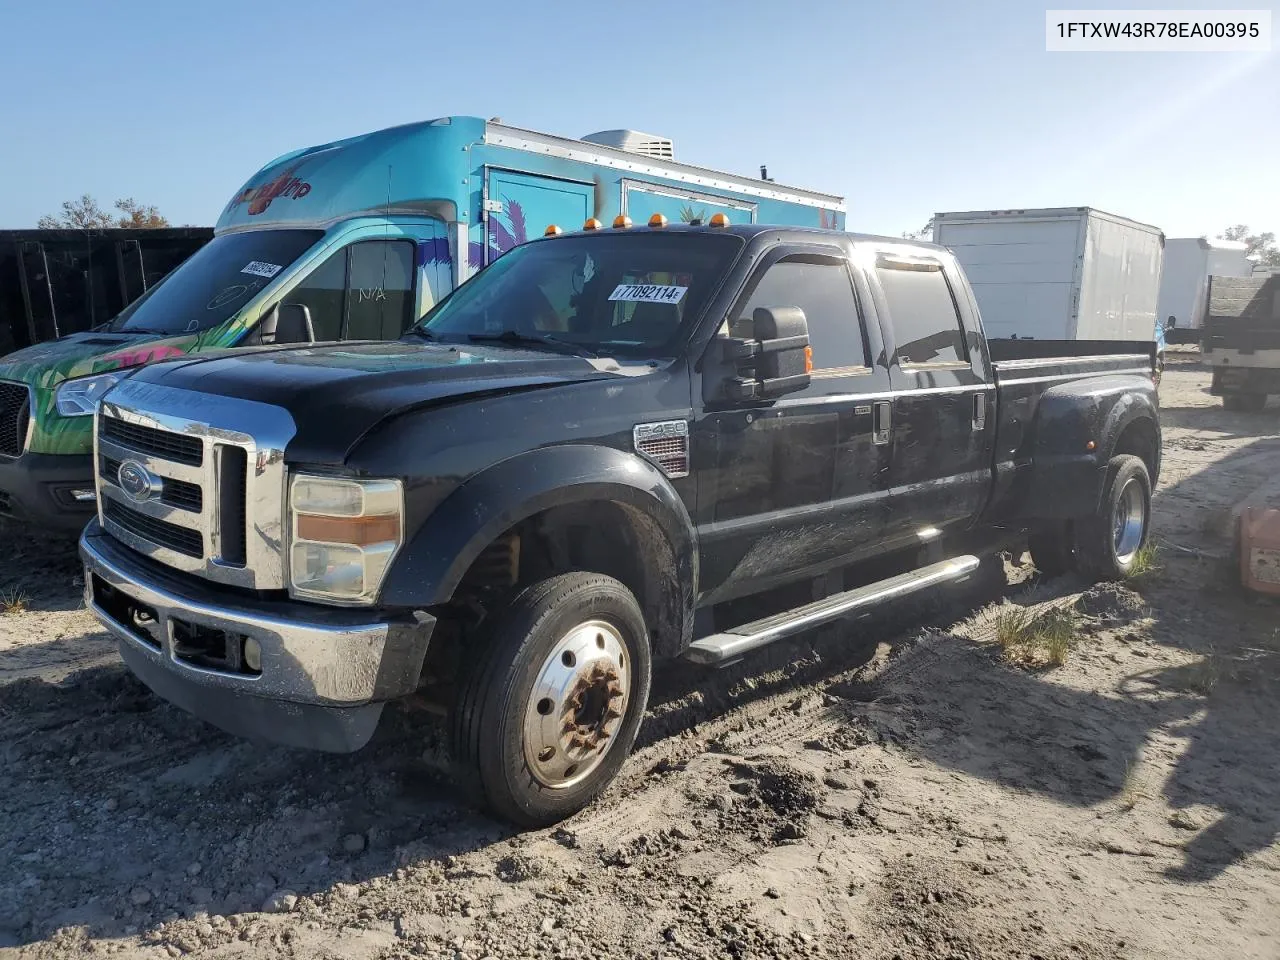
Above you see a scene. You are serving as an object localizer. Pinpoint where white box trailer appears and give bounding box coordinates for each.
[1157,237,1252,335]
[933,207,1164,342]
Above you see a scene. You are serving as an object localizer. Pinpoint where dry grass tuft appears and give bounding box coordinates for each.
[1128,542,1163,580]
[1,589,30,615]
[993,604,1081,667]
[1183,648,1222,696]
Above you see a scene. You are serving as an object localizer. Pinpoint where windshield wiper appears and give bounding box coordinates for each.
[465,330,598,358]
[402,327,436,341]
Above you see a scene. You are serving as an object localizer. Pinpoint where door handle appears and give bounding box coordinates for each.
[873,400,892,445]
[972,392,987,432]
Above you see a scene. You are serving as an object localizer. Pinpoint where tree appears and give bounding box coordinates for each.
[1218,225,1280,267]
[37,194,114,229]
[37,194,169,229]
[902,218,935,242]
[114,198,169,228]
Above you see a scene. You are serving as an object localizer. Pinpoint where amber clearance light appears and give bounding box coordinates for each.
[296,513,400,547]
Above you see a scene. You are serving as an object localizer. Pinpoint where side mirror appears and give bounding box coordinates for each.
[722,306,812,401]
[261,302,315,345]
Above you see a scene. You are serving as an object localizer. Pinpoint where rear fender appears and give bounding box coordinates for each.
[1022,376,1158,520]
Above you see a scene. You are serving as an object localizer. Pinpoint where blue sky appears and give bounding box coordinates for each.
[0,0,1275,239]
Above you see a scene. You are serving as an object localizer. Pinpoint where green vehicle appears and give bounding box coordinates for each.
[0,115,843,531]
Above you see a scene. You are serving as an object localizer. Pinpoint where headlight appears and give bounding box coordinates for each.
[288,474,403,604]
[55,370,131,417]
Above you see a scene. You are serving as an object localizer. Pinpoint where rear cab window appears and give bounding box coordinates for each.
[874,254,969,368]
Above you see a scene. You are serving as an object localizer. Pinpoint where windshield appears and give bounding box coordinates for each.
[416,232,744,357]
[109,229,322,335]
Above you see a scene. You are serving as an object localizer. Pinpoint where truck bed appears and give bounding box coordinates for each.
[987,338,1157,365]
[984,338,1158,523]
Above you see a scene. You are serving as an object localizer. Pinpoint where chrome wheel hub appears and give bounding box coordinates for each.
[1113,478,1146,562]
[523,619,629,789]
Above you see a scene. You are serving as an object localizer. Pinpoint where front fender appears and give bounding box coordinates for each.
[379,443,697,615]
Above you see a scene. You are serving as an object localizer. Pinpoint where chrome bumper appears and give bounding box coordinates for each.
[80,521,433,751]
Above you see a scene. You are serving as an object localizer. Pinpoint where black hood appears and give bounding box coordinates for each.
[136,340,628,463]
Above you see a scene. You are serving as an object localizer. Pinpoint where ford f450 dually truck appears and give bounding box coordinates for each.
[80,223,1161,826]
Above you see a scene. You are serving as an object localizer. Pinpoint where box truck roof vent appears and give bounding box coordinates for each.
[581,129,674,159]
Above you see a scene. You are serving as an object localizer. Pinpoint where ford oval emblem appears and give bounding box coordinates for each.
[117,459,161,503]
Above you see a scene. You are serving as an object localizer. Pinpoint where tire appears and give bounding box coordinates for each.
[449,572,652,827]
[1028,522,1075,577]
[1073,455,1151,582]
[1223,392,1267,412]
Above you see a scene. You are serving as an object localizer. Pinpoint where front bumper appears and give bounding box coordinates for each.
[80,520,434,752]
[0,451,96,532]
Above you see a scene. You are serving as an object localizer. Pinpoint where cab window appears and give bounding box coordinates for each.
[284,240,415,342]
[730,255,867,373]
[875,257,968,366]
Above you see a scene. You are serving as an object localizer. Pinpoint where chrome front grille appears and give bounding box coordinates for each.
[101,417,203,465]
[0,381,32,458]
[100,455,203,512]
[95,379,297,590]
[104,499,204,557]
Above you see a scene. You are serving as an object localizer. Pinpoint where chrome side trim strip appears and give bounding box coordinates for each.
[995,368,1150,387]
[992,353,1150,370]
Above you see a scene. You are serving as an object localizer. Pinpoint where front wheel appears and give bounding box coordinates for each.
[449,572,652,827]
[1223,392,1267,412]
[1073,455,1151,581]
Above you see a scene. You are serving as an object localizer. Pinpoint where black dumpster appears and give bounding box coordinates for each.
[0,228,213,356]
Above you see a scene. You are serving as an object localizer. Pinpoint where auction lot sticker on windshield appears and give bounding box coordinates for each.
[608,283,687,304]
[241,261,284,279]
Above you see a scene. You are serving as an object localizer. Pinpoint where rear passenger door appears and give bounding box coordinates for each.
[697,246,893,604]
[872,250,994,542]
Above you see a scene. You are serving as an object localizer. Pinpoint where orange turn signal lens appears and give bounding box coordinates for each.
[804,345,814,373]
[709,212,731,228]
[296,513,401,547]
[582,218,603,231]
[612,215,632,229]
[648,213,668,228]
[544,224,562,236]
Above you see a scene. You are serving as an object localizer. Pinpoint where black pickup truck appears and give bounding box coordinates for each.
[80,224,1161,825]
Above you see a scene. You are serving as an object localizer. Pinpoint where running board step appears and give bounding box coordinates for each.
[684,555,981,666]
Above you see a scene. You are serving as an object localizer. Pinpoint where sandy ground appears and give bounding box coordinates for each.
[1,352,1278,960]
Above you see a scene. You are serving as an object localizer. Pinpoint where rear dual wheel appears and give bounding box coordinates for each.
[1073,455,1151,581]
[1028,455,1152,582]
[449,573,652,827]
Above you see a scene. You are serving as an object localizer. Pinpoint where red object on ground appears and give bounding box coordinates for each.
[1240,506,1280,596]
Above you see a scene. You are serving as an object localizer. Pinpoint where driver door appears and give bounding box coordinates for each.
[695,245,893,605]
